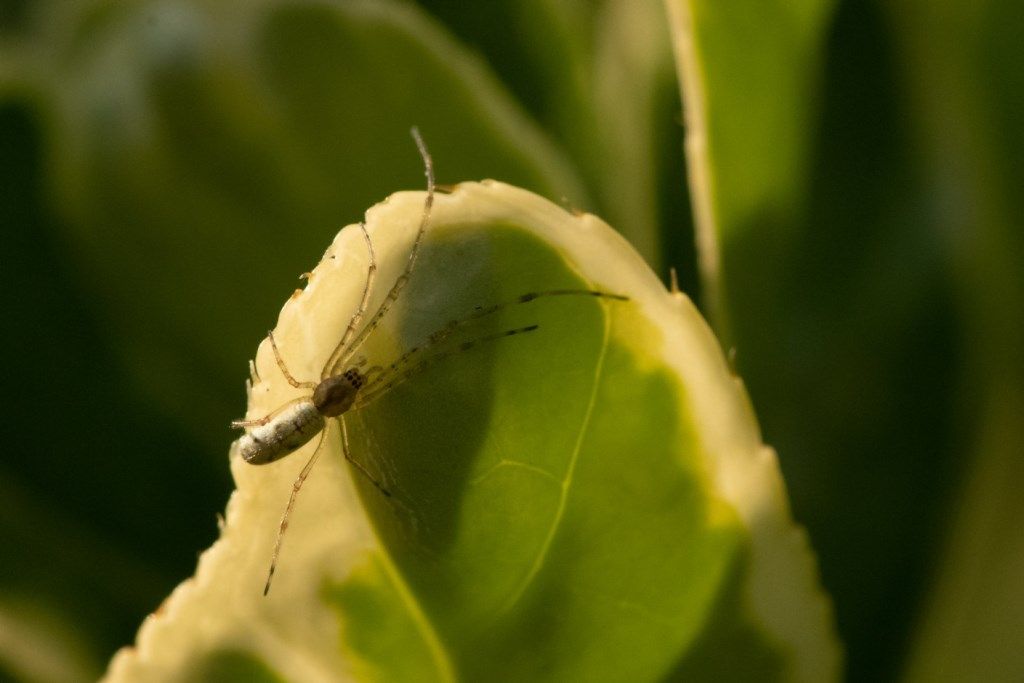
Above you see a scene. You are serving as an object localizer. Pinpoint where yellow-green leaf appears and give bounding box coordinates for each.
[105,182,839,682]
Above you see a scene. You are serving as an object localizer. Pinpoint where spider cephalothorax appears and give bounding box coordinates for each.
[312,370,363,417]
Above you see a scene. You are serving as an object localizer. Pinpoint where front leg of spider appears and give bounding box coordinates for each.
[230,127,433,595]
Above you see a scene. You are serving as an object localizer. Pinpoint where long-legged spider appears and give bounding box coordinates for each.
[232,128,628,594]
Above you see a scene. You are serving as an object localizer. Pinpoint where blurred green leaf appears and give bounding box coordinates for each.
[663,0,837,338]
[663,0,1024,678]
[887,0,1024,679]
[0,99,225,678]
[663,1,968,679]
[0,595,99,683]
[104,183,838,681]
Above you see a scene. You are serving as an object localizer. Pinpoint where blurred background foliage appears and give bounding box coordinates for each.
[0,0,1020,681]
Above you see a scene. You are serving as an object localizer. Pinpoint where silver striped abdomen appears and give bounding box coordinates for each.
[239,400,326,465]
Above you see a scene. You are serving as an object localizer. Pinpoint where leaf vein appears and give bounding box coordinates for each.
[470,458,561,487]
[498,307,612,612]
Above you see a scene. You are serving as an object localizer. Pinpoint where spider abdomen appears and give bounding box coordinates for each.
[239,400,326,465]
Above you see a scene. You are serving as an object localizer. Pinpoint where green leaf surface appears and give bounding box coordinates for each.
[103,183,838,681]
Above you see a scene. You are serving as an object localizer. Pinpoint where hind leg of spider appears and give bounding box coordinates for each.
[322,223,377,380]
[352,324,541,411]
[231,396,310,429]
[340,415,391,498]
[262,426,327,596]
[358,288,625,386]
[267,330,317,389]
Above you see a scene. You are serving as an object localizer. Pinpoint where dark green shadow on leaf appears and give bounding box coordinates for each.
[327,557,450,683]
[664,543,787,681]
[330,225,747,681]
[186,649,285,683]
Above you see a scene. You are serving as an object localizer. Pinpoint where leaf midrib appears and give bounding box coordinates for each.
[497,304,613,613]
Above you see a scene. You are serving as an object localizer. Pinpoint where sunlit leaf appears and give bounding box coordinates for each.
[105,182,839,681]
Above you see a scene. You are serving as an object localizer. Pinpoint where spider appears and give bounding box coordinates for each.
[232,128,628,594]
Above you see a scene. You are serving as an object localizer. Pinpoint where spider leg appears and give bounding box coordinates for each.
[356,289,627,390]
[329,127,435,376]
[322,223,377,380]
[267,330,317,389]
[341,416,391,497]
[262,426,327,596]
[352,324,540,411]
